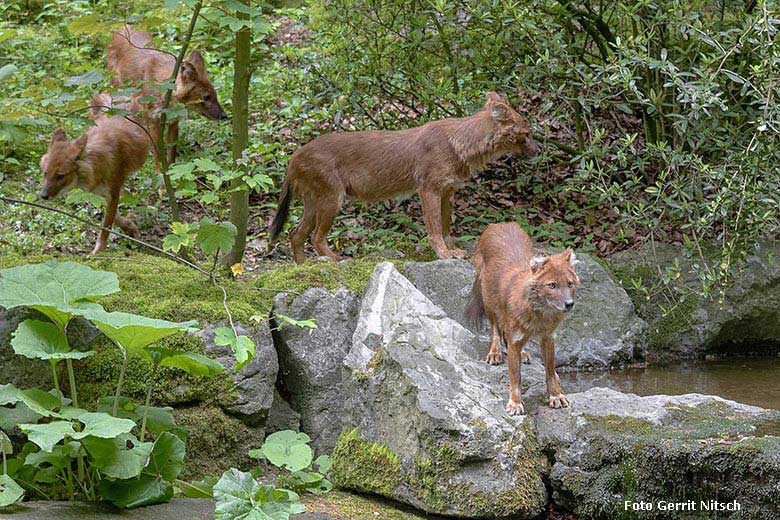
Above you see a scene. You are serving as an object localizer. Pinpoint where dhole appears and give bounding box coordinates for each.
[465,222,580,415]
[39,93,150,254]
[107,26,226,166]
[269,92,539,263]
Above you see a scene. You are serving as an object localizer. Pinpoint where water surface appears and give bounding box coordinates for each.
[560,357,780,410]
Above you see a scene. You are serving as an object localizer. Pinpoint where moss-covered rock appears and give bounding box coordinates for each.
[538,387,780,519]
[608,241,780,360]
[338,263,547,519]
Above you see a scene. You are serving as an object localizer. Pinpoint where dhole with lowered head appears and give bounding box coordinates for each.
[107,25,227,166]
[465,222,580,415]
[269,92,539,263]
[39,93,150,254]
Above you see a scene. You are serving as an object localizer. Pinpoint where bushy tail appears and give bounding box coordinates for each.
[464,273,486,330]
[89,93,112,121]
[269,178,293,242]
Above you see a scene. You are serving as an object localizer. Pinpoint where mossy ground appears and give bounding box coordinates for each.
[302,490,439,520]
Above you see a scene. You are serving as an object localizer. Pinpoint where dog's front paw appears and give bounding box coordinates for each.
[449,248,467,259]
[486,350,504,365]
[548,394,570,409]
[521,350,531,364]
[90,242,107,256]
[506,399,525,416]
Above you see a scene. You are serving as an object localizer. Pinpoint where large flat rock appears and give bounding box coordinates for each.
[0,499,213,519]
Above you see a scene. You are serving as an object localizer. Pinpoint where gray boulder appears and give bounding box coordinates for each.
[335,262,548,519]
[272,288,361,454]
[403,259,476,329]
[265,390,302,433]
[537,387,780,519]
[405,255,647,369]
[202,321,278,426]
[610,241,780,360]
[1,307,101,389]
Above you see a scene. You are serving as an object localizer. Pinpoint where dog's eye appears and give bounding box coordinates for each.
[547,282,557,289]
[203,94,212,101]
[55,173,65,180]
[568,281,574,288]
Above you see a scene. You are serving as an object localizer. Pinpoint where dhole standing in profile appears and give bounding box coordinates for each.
[269,92,539,263]
[466,222,580,415]
[39,93,150,254]
[106,26,227,167]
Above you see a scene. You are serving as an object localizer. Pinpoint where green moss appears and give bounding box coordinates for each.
[583,414,655,436]
[648,298,698,351]
[302,490,429,520]
[73,333,235,409]
[332,429,402,495]
[174,404,265,480]
[257,256,400,297]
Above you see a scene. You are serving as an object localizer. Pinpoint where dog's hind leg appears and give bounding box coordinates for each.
[291,195,317,264]
[311,195,341,261]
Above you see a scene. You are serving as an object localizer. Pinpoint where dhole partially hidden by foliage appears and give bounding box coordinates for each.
[466,222,580,415]
[39,93,150,254]
[269,92,539,263]
[107,25,227,166]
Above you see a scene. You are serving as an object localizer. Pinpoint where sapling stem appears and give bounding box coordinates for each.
[139,364,158,442]
[2,449,6,475]
[113,345,128,417]
[49,360,61,397]
[66,359,79,409]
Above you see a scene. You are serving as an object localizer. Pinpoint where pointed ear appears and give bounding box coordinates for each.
[530,256,548,273]
[491,103,509,121]
[186,50,206,77]
[563,248,579,267]
[180,61,198,83]
[50,128,68,144]
[73,133,88,158]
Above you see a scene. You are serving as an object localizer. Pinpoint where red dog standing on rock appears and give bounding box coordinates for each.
[466,222,580,415]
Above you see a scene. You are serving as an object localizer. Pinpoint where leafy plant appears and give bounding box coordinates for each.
[0,261,225,507]
[249,430,333,495]
[213,468,305,520]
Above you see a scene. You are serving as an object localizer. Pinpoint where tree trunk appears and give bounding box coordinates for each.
[227,0,252,265]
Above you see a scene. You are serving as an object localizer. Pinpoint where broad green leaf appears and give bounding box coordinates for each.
[98,432,185,508]
[76,308,197,359]
[0,475,24,507]
[19,421,76,452]
[146,347,224,377]
[11,320,95,361]
[71,412,135,440]
[0,64,17,83]
[193,158,220,172]
[314,454,332,475]
[96,397,187,440]
[0,384,62,418]
[82,435,152,480]
[196,218,237,256]
[182,476,218,498]
[24,442,80,473]
[0,430,11,455]
[214,469,306,520]
[258,431,313,472]
[65,189,105,208]
[99,474,173,509]
[214,327,256,370]
[65,71,103,87]
[146,432,185,482]
[0,261,119,328]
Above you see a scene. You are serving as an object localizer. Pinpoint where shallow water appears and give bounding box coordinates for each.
[559,357,780,411]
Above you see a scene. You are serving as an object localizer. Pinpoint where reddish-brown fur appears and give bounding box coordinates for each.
[106,26,226,167]
[269,92,539,263]
[465,222,580,415]
[39,93,150,254]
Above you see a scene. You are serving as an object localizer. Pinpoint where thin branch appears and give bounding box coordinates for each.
[0,196,207,275]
